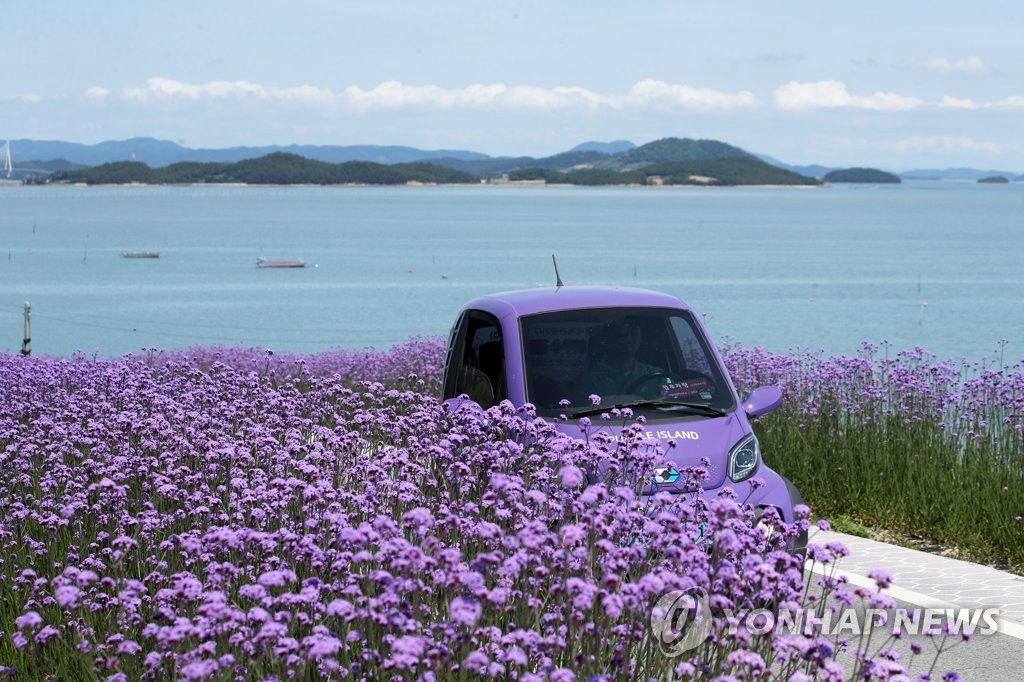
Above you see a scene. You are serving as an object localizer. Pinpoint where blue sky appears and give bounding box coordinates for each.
[3,1,1022,168]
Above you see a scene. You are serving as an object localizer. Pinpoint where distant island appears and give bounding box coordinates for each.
[45,154,477,186]
[41,137,821,187]
[977,175,1010,184]
[823,168,902,184]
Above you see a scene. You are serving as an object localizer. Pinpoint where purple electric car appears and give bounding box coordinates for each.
[441,285,803,539]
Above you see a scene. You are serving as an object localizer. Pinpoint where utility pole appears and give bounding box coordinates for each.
[20,301,30,356]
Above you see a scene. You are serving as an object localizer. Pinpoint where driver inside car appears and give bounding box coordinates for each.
[584,320,665,399]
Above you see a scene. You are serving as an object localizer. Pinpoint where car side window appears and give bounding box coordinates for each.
[443,310,505,408]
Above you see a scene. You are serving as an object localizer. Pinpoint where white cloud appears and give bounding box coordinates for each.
[83,86,110,101]
[116,76,758,112]
[0,93,42,103]
[340,81,608,110]
[773,80,922,111]
[123,77,335,105]
[91,76,1024,119]
[939,94,1024,110]
[625,79,757,111]
[896,135,1003,154]
[938,95,979,110]
[918,56,989,75]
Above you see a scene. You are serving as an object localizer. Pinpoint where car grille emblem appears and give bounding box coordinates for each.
[652,467,680,484]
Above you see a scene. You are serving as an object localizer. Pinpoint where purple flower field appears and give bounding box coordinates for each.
[0,339,995,679]
[721,340,1024,568]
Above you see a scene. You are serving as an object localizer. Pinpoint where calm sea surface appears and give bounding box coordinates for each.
[0,182,1021,359]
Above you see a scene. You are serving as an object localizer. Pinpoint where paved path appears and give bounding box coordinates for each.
[809,529,1024,632]
[804,530,1024,680]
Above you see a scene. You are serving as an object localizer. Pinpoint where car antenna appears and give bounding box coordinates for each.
[552,254,564,288]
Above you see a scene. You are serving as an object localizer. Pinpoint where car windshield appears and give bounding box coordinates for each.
[521,307,735,418]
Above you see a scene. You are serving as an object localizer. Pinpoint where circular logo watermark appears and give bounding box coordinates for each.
[650,589,712,657]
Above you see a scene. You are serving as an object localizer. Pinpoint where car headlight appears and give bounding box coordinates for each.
[728,434,760,482]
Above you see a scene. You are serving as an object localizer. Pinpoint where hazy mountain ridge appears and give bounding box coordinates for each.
[899,167,1022,181]
[755,154,835,179]
[423,150,610,175]
[568,140,636,154]
[4,138,490,167]
[6,137,634,169]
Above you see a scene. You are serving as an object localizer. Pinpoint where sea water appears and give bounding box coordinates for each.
[0,182,1021,359]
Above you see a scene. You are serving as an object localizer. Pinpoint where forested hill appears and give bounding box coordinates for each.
[510,157,819,186]
[823,168,902,184]
[611,138,753,166]
[444,137,815,185]
[46,153,477,185]
[426,137,761,175]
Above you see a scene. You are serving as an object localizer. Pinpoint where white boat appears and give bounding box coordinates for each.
[257,258,306,269]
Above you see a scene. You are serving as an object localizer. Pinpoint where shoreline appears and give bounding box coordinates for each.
[11,180,824,189]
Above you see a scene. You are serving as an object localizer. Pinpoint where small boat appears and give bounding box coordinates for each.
[121,251,161,258]
[257,258,306,269]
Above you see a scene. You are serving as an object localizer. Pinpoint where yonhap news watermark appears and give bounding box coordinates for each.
[651,588,1003,657]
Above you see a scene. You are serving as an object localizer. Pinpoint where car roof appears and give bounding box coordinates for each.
[463,285,692,318]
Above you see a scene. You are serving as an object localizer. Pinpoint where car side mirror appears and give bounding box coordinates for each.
[743,386,783,418]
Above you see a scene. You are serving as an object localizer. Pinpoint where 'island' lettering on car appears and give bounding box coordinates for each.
[652,430,700,440]
[609,430,700,441]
